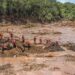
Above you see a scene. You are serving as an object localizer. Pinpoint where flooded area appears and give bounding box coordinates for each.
[1,24,75,44]
[0,24,75,75]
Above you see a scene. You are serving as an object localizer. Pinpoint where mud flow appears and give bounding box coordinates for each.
[0,22,75,75]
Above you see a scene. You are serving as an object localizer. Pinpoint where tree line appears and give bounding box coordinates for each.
[0,0,75,23]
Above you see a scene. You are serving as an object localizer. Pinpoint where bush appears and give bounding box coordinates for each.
[0,0,75,23]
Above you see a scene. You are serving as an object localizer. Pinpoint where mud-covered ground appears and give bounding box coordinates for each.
[0,21,75,75]
[0,54,75,75]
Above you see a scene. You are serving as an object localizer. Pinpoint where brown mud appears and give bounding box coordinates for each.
[0,21,75,75]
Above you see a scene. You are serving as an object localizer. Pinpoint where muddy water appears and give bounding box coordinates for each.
[0,26,75,75]
[46,27,75,44]
[21,26,75,44]
[56,27,75,44]
[2,26,75,44]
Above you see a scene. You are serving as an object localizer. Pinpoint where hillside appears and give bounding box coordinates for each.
[0,0,75,24]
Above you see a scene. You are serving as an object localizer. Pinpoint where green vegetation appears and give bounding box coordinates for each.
[0,0,75,23]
